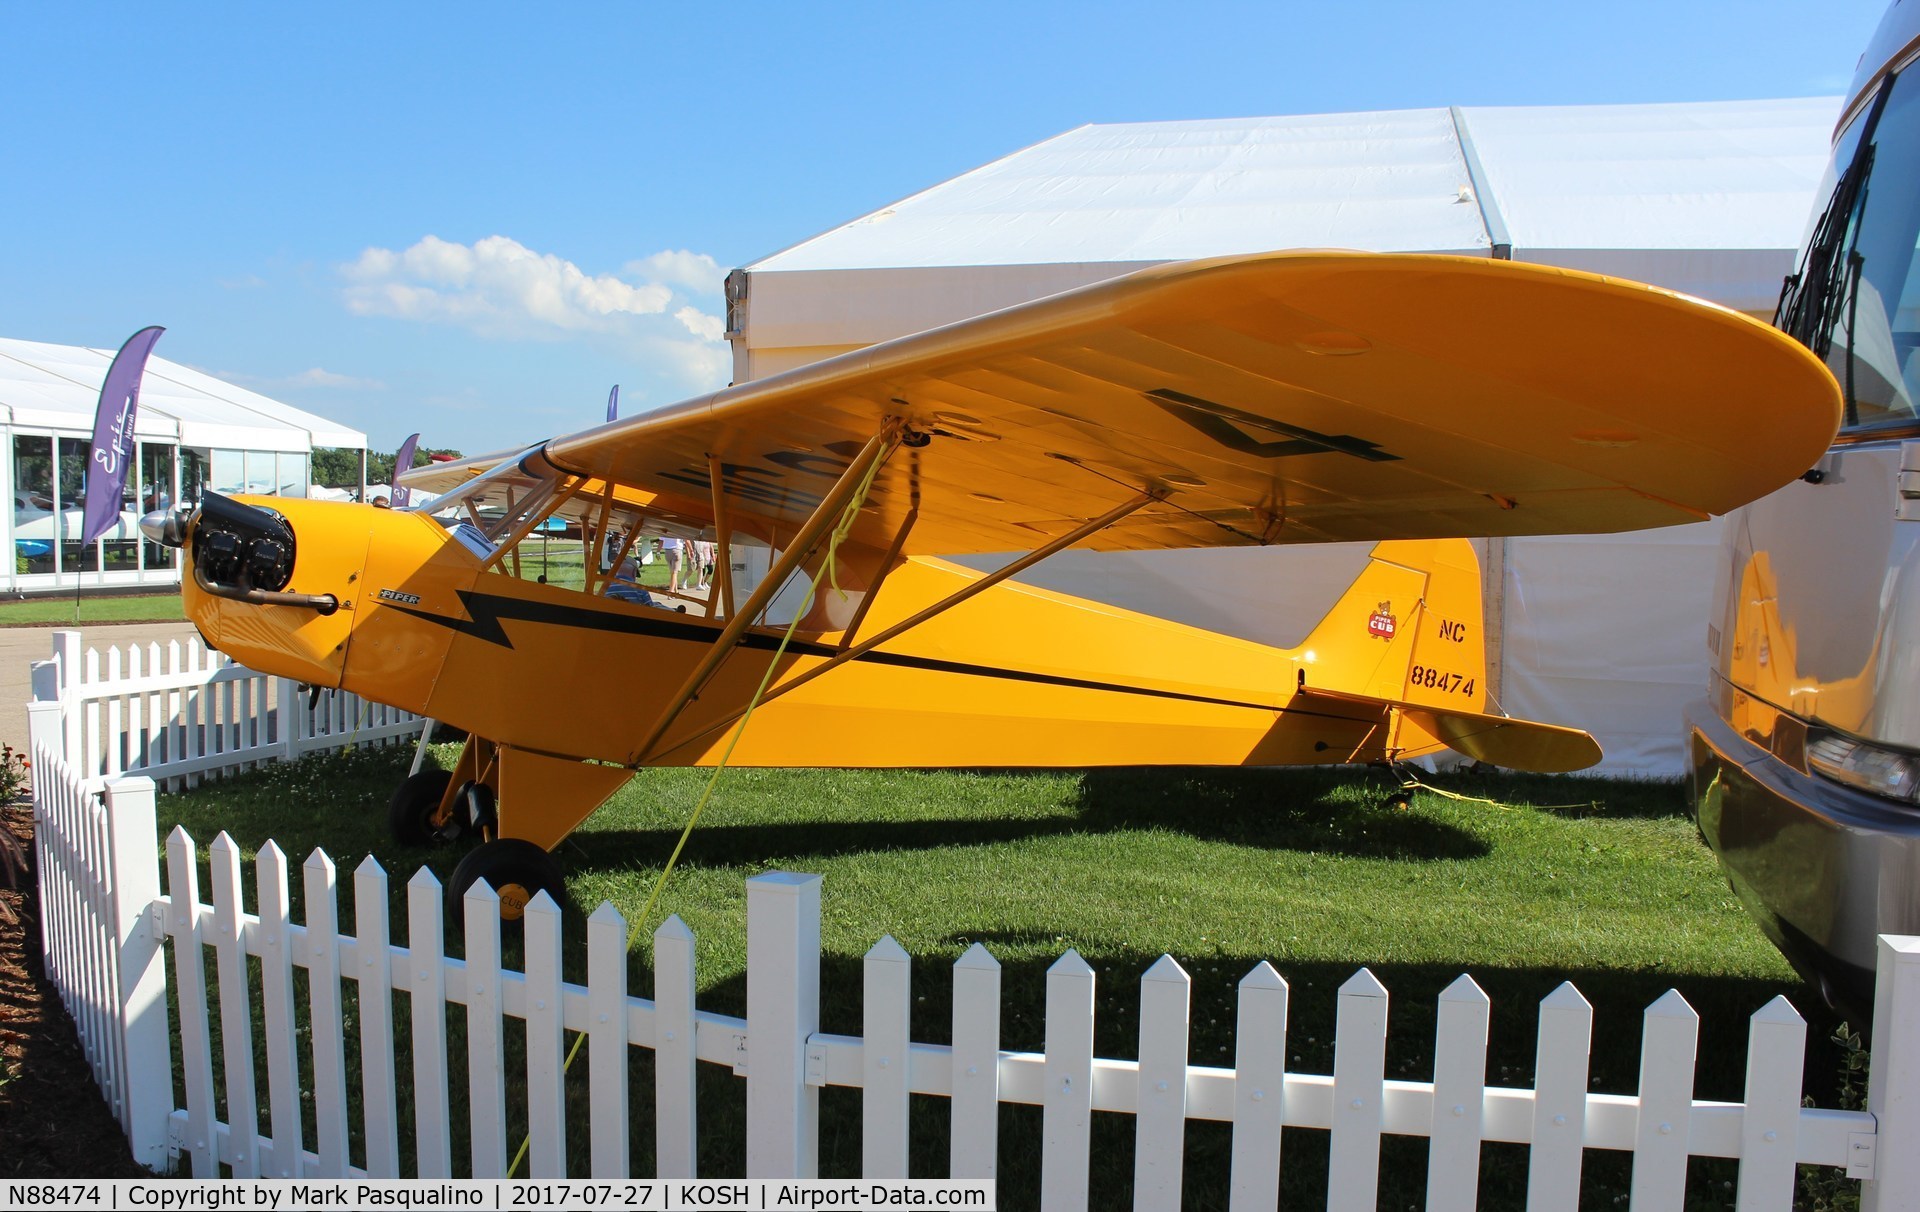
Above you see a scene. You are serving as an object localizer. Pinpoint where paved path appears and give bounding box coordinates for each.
[0,623,200,752]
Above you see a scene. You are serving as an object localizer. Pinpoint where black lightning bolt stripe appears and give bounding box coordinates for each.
[385,590,1371,721]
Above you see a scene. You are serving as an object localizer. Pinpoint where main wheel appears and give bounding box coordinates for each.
[446,839,566,924]
[388,770,456,846]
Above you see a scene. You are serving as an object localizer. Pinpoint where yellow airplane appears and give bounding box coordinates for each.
[145,251,1841,919]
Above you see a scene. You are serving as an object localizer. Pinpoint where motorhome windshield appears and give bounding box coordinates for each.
[1779,68,1920,432]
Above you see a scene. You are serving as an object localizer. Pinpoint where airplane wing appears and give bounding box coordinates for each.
[416,250,1843,555]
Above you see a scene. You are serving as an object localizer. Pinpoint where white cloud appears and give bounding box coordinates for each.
[675,306,725,343]
[211,366,388,393]
[290,367,385,390]
[627,250,726,297]
[338,235,731,396]
[342,235,673,336]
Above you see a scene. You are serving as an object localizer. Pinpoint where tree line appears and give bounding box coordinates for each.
[310,446,463,489]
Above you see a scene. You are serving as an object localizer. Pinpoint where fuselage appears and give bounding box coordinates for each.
[183,496,1485,773]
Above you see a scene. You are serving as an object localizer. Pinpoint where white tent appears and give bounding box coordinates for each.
[0,336,367,592]
[727,98,1841,777]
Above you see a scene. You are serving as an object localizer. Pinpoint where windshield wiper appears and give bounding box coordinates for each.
[1776,82,1893,376]
[1777,142,1875,358]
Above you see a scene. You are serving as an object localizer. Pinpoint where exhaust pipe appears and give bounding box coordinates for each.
[161,493,339,615]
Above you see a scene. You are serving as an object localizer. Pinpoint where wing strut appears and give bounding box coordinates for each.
[643,485,1168,764]
[627,422,905,765]
[706,453,735,619]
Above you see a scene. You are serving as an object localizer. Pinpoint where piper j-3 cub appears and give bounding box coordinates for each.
[145,251,1841,919]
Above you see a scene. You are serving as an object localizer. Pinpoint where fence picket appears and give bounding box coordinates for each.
[83,648,101,773]
[209,834,261,1177]
[1736,997,1806,1211]
[1228,962,1286,1212]
[863,935,911,1179]
[464,883,509,1178]
[1041,949,1094,1212]
[951,943,1001,1181]
[105,646,122,775]
[1630,990,1698,1210]
[524,892,568,1179]
[1428,974,1490,1212]
[1328,969,1388,1212]
[407,870,453,1179]
[256,843,305,1178]
[303,849,351,1176]
[144,643,164,777]
[653,913,697,1180]
[1134,955,1191,1212]
[588,903,631,1179]
[354,856,401,1177]
[73,778,110,1092]
[1527,982,1593,1210]
[165,827,218,1176]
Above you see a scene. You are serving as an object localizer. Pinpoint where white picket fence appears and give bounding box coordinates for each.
[22,630,1920,1207]
[30,628,422,789]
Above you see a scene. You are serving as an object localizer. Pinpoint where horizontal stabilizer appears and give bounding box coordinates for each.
[1295,686,1602,774]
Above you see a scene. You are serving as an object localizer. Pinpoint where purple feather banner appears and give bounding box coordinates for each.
[82,326,165,546]
[391,433,420,508]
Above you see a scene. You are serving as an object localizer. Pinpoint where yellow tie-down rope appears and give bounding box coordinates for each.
[506,452,885,1178]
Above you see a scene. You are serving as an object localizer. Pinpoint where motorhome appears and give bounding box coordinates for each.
[1688,0,1920,1018]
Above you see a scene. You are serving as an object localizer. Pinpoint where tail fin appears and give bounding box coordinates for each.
[1295,538,1488,712]
[1293,539,1601,773]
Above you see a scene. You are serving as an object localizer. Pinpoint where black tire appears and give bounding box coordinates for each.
[446,838,566,925]
[388,770,455,846]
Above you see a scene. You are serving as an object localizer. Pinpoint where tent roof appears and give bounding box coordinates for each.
[747,97,1839,315]
[0,336,365,451]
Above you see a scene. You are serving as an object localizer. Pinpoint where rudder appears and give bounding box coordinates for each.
[1294,539,1489,713]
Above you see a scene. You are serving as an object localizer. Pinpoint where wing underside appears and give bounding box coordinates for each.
[483,250,1841,556]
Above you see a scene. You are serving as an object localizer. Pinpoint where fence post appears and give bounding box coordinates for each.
[103,775,172,1174]
[745,871,821,1179]
[1865,934,1920,1211]
[52,629,82,758]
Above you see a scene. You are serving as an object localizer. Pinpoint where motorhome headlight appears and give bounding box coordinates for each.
[1806,730,1920,803]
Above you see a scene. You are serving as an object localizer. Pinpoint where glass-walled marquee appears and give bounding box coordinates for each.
[0,335,366,594]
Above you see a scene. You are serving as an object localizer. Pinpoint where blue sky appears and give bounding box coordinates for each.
[0,2,1889,458]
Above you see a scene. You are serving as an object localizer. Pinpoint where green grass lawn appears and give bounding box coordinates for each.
[0,592,185,626]
[153,744,1840,1207]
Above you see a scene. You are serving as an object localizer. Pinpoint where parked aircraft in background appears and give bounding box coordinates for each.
[143,250,1839,920]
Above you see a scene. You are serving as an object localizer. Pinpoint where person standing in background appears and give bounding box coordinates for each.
[661,534,684,592]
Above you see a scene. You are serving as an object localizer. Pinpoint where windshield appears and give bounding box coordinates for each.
[412,446,560,532]
[1778,66,1920,432]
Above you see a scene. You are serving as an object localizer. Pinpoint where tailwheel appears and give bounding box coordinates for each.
[388,770,461,846]
[446,838,566,924]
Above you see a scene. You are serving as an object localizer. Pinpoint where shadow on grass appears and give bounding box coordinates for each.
[574,766,1489,871]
